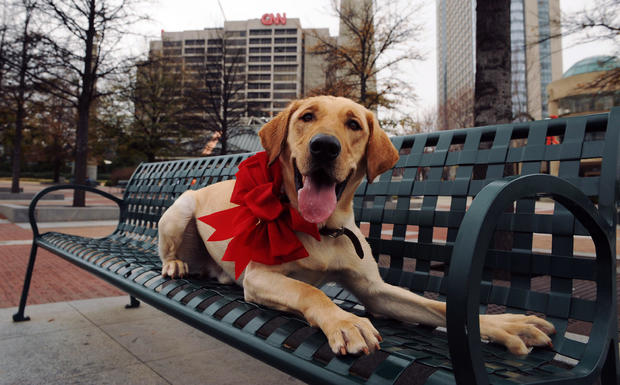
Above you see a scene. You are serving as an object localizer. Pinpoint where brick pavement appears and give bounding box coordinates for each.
[0,221,123,308]
[0,180,125,308]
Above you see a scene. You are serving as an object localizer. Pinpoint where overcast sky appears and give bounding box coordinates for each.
[132,0,616,114]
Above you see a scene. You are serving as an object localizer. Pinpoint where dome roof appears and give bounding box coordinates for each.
[563,55,620,78]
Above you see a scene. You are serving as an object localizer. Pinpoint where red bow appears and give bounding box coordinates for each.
[198,152,320,279]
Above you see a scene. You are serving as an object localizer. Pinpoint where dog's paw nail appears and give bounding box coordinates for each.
[362,347,369,355]
[340,347,347,355]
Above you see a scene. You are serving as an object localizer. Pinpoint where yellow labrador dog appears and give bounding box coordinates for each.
[158,96,555,356]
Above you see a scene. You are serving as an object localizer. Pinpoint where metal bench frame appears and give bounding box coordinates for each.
[13,109,620,384]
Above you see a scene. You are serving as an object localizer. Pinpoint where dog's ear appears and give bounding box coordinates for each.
[365,111,399,182]
[259,100,301,164]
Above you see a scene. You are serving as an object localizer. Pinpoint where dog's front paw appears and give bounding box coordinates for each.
[323,312,382,355]
[161,259,188,278]
[480,313,556,355]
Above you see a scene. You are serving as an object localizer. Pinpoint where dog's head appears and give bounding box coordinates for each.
[259,96,399,224]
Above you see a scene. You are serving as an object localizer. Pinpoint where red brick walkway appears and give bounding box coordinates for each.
[0,222,123,308]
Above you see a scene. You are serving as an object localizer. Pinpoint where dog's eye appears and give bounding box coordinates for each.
[300,112,314,122]
[347,120,361,131]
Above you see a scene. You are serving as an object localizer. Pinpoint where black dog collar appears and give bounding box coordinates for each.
[319,227,364,259]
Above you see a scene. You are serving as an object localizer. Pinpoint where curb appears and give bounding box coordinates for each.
[0,204,119,223]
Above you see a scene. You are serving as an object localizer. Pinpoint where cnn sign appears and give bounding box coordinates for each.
[261,13,287,26]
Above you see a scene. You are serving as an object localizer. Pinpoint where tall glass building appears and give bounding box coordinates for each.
[436,0,562,129]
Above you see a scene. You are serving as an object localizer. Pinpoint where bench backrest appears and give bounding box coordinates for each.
[353,108,618,367]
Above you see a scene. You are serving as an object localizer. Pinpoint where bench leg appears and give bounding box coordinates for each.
[125,296,140,309]
[601,339,619,384]
[12,243,38,322]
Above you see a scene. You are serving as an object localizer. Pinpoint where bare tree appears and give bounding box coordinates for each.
[119,57,187,162]
[438,87,475,131]
[565,0,619,88]
[3,0,45,193]
[309,0,423,110]
[183,32,252,156]
[29,91,75,182]
[37,0,149,206]
[381,109,436,136]
[474,0,512,127]
[0,12,11,165]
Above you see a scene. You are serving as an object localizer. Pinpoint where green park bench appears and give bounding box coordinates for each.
[12,108,619,384]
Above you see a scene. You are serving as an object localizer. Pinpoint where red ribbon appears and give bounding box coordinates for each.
[198,152,320,279]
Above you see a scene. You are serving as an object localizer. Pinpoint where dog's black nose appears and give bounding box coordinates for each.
[309,134,341,162]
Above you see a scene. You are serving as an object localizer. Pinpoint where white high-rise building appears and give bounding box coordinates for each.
[149,15,332,118]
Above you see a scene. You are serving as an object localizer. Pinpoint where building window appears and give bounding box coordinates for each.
[248,102,271,109]
[163,40,182,47]
[208,38,223,45]
[249,47,272,53]
[273,101,289,108]
[226,48,246,55]
[248,83,270,89]
[274,37,297,44]
[250,29,272,35]
[274,64,297,72]
[274,74,296,81]
[227,39,247,46]
[185,56,204,63]
[274,46,296,53]
[273,83,296,90]
[274,28,297,35]
[249,56,271,63]
[226,30,246,37]
[274,55,296,62]
[225,56,245,64]
[185,47,205,55]
[248,65,271,72]
[249,38,272,44]
[273,92,296,99]
[248,92,271,99]
[185,39,205,45]
[248,74,271,80]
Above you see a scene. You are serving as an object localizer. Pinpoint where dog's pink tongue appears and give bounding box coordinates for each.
[298,176,337,223]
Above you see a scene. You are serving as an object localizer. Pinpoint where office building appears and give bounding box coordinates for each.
[148,16,332,118]
[548,55,620,117]
[436,0,562,129]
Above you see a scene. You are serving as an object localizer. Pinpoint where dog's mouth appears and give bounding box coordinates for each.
[294,160,351,223]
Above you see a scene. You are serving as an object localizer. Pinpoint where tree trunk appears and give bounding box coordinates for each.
[53,156,61,183]
[11,9,32,194]
[11,104,24,193]
[474,0,512,127]
[474,0,513,251]
[72,0,96,207]
[220,128,227,155]
[73,102,89,205]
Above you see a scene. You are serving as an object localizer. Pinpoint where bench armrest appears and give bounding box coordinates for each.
[28,184,127,238]
[446,174,615,385]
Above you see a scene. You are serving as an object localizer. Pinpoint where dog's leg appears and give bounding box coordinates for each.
[243,263,382,355]
[158,190,196,278]
[341,263,555,355]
